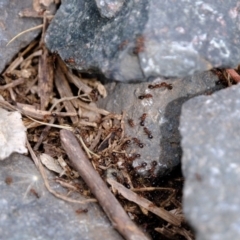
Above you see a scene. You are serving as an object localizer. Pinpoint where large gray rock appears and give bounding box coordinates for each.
[0,0,42,73]
[98,71,224,177]
[0,153,122,240]
[46,0,240,82]
[180,84,240,240]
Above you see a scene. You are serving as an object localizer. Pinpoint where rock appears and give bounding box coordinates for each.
[0,153,123,240]
[180,84,240,240]
[98,71,224,177]
[94,0,125,18]
[0,0,42,73]
[46,0,240,82]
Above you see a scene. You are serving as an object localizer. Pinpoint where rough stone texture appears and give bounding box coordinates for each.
[46,0,240,82]
[98,71,223,177]
[0,153,123,240]
[0,0,42,73]
[94,0,125,18]
[180,84,240,240]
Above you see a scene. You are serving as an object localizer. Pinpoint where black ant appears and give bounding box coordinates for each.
[138,94,153,100]
[140,113,147,126]
[134,162,147,171]
[143,127,153,139]
[128,119,135,127]
[132,138,144,148]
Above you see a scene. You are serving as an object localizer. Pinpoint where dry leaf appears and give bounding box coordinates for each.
[40,153,63,174]
[0,108,27,160]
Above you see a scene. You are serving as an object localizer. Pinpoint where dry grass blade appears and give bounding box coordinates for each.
[155,226,194,240]
[54,63,78,124]
[77,99,110,115]
[107,178,182,226]
[6,24,43,46]
[26,115,73,130]
[16,102,77,120]
[132,187,175,192]
[0,78,25,90]
[0,99,18,111]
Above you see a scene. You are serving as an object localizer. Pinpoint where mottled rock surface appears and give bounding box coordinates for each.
[180,84,240,240]
[46,0,240,82]
[94,0,125,18]
[98,71,223,176]
[0,153,122,240]
[0,0,42,73]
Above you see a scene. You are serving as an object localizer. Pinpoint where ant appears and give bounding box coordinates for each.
[134,162,147,171]
[64,57,75,64]
[127,153,141,161]
[90,89,99,102]
[75,208,88,214]
[143,127,153,139]
[140,113,147,126]
[133,35,145,54]
[5,176,13,185]
[112,172,124,184]
[138,94,153,100]
[132,137,144,148]
[118,40,129,50]
[148,161,157,177]
[30,188,40,198]
[148,82,173,90]
[128,119,135,127]
[5,73,18,80]
[51,50,59,68]
[121,139,131,150]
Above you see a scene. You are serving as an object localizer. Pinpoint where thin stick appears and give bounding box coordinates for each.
[77,99,110,115]
[0,78,25,90]
[34,117,56,151]
[16,102,77,120]
[49,95,82,112]
[76,135,100,158]
[7,24,43,46]
[107,178,181,226]
[60,129,149,240]
[132,187,175,192]
[26,115,73,130]
[78,120,98,128]
[38,47,54,109]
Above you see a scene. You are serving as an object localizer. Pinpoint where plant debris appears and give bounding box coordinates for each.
[2,1,239,239]
[0,107,27,160]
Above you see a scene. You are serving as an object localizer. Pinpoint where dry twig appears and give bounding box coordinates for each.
[55,63,78,124]
[107,178,181,227]
[60,129,149,240]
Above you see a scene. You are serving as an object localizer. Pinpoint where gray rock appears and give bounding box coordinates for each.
[0,0,42,73]
[94,0,125,18]
[180,84,240,240]
[46,0,240,82]
[98,71,223,177]
[0,153,122,240]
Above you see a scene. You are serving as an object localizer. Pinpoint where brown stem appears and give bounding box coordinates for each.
[60,129,149,240]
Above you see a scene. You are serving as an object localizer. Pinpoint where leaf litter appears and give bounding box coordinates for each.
[2,1,239,239]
